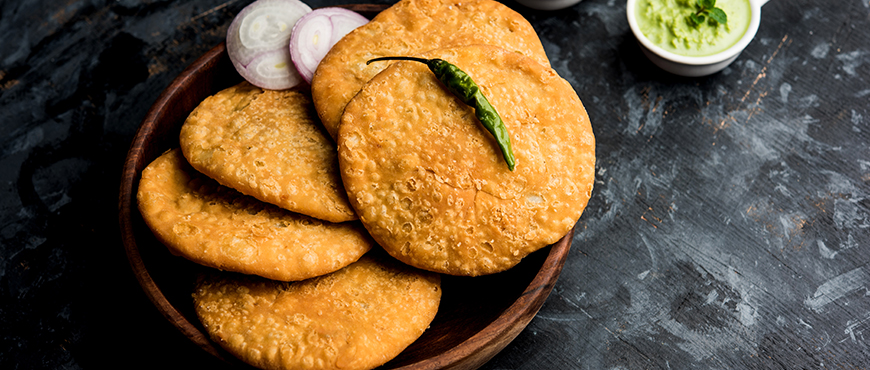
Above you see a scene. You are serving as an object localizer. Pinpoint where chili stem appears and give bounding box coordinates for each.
[366,56,430,65]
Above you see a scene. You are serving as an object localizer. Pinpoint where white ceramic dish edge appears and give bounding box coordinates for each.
[626,0,768,77]
[515,0,583,11]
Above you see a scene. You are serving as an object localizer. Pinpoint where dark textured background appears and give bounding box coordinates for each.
[2,0,870,368]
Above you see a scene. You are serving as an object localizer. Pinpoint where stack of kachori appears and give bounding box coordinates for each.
[137,81,440,368]
[138,82,375,282]
[136,0,594,368]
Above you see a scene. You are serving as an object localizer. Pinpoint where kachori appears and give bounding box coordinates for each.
[337,45,594,276]
[180,81,356,223]
[137,149,373,282]
[193,251,441,370]
[311,0,551,139]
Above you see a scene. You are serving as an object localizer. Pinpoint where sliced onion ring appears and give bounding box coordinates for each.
[226,0,311,90]
[289,7,369,84]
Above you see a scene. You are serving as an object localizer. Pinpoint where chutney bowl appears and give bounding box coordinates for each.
[626,0,767,77]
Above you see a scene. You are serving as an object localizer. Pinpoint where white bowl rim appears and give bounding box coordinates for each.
[626,0,762,66]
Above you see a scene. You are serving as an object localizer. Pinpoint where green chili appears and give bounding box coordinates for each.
[367,56,516,171]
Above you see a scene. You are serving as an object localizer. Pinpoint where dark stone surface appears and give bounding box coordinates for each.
[2,0,869,369]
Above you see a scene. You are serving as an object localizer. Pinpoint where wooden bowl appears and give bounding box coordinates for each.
[118,5,573,368]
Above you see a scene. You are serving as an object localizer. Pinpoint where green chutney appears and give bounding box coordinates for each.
[636,0,751,57]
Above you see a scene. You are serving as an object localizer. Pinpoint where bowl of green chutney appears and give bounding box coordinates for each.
[627,0,766,77]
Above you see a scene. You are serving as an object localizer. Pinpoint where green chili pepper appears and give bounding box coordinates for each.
[367,56,516,171]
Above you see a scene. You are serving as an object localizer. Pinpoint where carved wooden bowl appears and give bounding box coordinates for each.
[118,5,572,369]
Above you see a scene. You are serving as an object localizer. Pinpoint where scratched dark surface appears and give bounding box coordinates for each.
[2,0,869,368]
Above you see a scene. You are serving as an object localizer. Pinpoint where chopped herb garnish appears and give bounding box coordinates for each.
[688,0,727,27]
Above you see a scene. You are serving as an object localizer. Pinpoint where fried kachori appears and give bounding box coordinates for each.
[193,251,441,370]
[311,0,550,139]
[337,45,594,276]
[137,148,373,281]
[180,81,356,223]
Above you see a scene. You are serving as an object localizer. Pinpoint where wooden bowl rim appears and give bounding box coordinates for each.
[118,6,573,367]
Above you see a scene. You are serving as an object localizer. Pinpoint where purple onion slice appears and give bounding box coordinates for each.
[289,7,369,84]
[226,0,312,89]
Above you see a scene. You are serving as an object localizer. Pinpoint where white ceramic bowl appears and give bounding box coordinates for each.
[515,0,582,11]
[626,0,766,77]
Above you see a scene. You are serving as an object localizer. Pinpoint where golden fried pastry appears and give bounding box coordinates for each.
[311,0,550,139]
[180,82,356,223]
[337,45,594,276]
[193,251,441,370]
[137,149,372,281]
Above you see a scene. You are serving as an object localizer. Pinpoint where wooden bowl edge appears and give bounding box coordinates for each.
[393,228,575,370]
[118,42,231,360]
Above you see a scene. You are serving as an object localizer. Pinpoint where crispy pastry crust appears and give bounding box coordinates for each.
[338,45,594,276]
